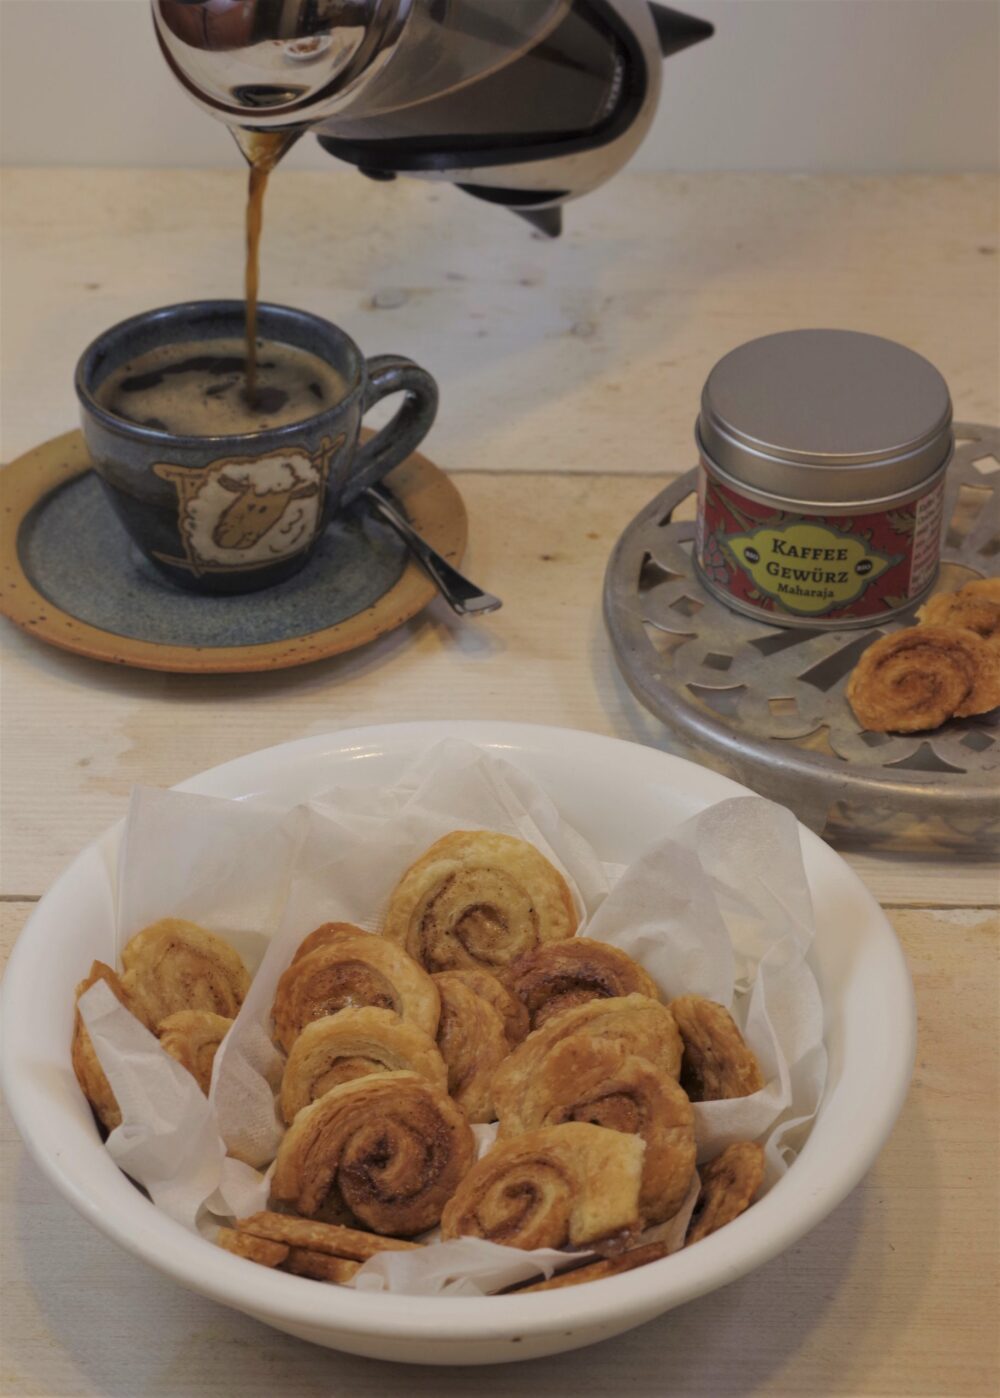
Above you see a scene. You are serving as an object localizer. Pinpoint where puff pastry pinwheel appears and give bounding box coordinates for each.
[669,995,764,1102]
[271,929,439,1053]
[440,1121,644,1250]
[846,625,1000,731]
[71,960,136,1131]
[382,830,577,974]
[157,1010,233,1095]
[120,919,250,1026]
[432,972,511,1123]
[917,578,1000,649]
[271,1070,475,1236]
[493,994,684,1097]
[506,937,661,1031]
[438,967,529,1048]
[495,1033,695,1224]
[686,1141,765,1245]
[290,921,369,965]
[279,1006,447,1122]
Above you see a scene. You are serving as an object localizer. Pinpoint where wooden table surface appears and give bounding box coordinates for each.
[1,169,998,1397]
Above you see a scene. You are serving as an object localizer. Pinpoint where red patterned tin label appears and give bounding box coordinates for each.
[696,471,945,622]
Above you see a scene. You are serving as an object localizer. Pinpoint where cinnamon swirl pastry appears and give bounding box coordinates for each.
[157,1010,232,1095]
[918,579,1000,648]
[686,1141,765,1245]
[670,995,764,1101]
[382,830,577,974]
[120,919,250,1025]
[291,922,369,965]
[495,1034,696,1224]
[432,972,511,1123]
[279,1006,447,1122]
[506,938,661,1031]
[271,930,439,1053]
[440,967,529,1047]
[440,1121,644,1250]
[846,625,1000,731]
[271,1070,475,1236]
[71,961,135,1131]
[493,994,684,1098]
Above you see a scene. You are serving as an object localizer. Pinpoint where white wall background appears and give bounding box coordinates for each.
[1,0,997,172]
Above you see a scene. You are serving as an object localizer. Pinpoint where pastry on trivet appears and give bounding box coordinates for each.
[432,972,511,1122]
[157,1010,232,1094]
[382,830,577,974]
[506,937,661,1031]
[271,928,439,1053]
[120,919,250,1025]
[438,967,529,1047]
[917,579,1000,649]
[513,1238,673,1292]
[71,960,136,1131]
[846,625,1000,731]
[271,1070,475,1236]
[440,1121,644,1250]
[493,995,684,1100]
[686,1141,765,1245]
[279,1006,447,1122]
[290,921,369,965]
[669,995,764,1102]
[495,1034,696,1224]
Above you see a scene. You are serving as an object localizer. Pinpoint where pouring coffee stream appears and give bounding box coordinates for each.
[236,127,302,407]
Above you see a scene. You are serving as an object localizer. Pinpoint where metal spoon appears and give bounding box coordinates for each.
[363,485,503,616]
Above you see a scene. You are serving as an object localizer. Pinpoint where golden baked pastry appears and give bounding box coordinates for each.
[279,1006,447,1122]
[514,1238,672,1291]
[846,625,1000,731]
[918,579,1000,648]
[291,921,369,965]
[120,919,250,1026]
[432,972,511,1123]
[283,1249,360,1283]
[157,1010,232,1095]
[960,577,1000,603]
[271,929,439,1053]
[440,1121,644,1250]
[670,995,764,1102]
[71,960,134,1131]
[382,830,577,974]
[237,1211,422,1259]
[495,1034,695,1224]
[686,1141,765,1245]
[270,1070,475,1236]
[492,995,684,1103]
[216,1227,288,1267]
[440,967,529,1047]
[506,937,661,1031]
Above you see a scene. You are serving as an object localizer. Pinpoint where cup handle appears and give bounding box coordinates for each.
[341,355,439,506]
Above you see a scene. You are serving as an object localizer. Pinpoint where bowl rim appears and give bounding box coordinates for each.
[1,720,915,1345]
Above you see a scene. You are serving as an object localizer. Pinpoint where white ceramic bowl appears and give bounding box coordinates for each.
[1,722,914,1365]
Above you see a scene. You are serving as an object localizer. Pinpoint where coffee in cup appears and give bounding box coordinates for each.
[95,337,349,436]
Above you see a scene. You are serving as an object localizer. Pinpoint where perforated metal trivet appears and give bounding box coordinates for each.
[604,424,999,852]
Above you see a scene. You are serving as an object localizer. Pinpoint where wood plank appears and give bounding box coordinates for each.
[2,905,996,1395]
[2,466,996,907]
[2,170,997,470]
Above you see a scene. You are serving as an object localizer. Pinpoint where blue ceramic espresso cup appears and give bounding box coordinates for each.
[75,301,438,595]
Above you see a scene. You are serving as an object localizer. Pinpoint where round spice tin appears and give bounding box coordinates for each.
[694,329,952,628]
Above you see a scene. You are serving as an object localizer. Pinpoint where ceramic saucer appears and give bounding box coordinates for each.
[1,430,466,673]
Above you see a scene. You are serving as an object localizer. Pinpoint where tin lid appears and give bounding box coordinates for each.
[697,330,953,503]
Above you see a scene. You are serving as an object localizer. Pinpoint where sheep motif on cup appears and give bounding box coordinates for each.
[153,433,345,574]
